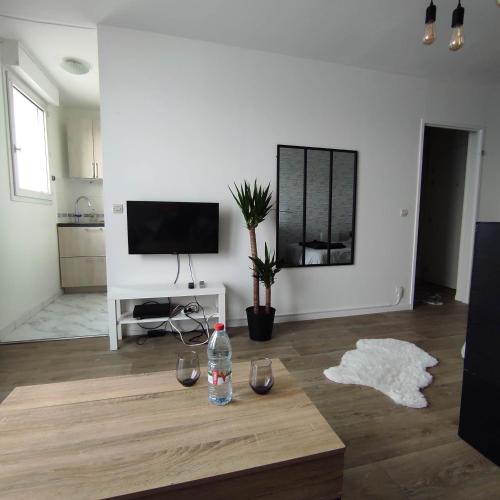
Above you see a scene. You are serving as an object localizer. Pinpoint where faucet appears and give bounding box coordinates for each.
[74,196,92,223]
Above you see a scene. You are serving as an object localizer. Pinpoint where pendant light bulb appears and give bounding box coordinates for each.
[449,25,464,51]
[449,1,465,51]
[423,0,437,45]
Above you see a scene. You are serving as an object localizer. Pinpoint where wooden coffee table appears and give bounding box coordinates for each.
[0,359,345,499]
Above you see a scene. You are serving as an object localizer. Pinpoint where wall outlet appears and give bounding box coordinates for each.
[112,204,123,214]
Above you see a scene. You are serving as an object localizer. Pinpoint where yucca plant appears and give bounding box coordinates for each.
[249,243,281,314]
[229,180,272,314]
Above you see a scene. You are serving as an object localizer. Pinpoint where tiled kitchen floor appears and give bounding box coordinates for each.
[0,293,107,343]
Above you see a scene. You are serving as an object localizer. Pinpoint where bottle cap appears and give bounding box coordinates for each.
[214,323,225,331]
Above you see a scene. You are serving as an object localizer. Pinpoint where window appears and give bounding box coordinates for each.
[6,72,51,201]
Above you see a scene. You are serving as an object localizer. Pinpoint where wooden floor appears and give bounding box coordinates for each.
[1,301,499,499]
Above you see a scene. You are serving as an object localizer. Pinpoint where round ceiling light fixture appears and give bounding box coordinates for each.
[60,57,91,75]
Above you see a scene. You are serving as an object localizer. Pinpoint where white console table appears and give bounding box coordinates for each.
[107,282,226,350]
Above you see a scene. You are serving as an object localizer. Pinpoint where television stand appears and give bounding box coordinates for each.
[107,282,226,350]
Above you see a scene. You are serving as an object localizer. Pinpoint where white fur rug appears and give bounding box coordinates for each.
[324,339,438,408]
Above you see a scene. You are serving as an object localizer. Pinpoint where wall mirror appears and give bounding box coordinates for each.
[277,145,357,268]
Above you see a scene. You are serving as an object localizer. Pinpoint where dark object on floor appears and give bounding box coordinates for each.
[423,293,444,306]
[147,329,168,337]
[246,306,276,341]
[459,222,500,466]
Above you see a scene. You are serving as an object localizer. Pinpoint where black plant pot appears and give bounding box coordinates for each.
[246,306,276,342]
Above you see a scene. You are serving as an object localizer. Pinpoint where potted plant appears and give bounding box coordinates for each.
[249,243,281,341]
[230,180,279,340]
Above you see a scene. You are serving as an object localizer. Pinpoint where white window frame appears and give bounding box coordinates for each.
[4,70,52,203]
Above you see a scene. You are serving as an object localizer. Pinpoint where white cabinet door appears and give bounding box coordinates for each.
[58,227,106,257]
[60,257,107,287]
[67,117,95,179]
[92,119,103,179]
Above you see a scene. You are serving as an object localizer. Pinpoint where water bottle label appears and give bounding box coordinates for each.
[208,369,232,386]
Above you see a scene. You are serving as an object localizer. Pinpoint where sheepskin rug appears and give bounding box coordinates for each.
[324,338,438,408]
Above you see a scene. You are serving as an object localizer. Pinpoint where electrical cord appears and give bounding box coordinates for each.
[167,300,215,346]
[134,254,214,346]
[194,296,211,335]
[188,253,195,283]
[135,325,206,346]
[188,256,212,336]
[184,311,206,333]
[167,318,210,346]
[136,301,211,346]
[174,253,180,284]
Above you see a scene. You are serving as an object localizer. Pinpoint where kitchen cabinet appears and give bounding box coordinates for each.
[60,257,107,288]
[67,114,103,179]
[57,225,106,288]
[58,226,106,258]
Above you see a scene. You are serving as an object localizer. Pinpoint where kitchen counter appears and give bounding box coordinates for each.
[57,222,105,227]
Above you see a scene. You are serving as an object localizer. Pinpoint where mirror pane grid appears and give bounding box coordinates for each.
[277,145,357,268]
[305,149,331,265]
[330,151,356,265]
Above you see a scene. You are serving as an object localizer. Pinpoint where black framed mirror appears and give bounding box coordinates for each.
[276,145,357,268]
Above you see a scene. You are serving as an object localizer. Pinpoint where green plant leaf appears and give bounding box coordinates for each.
[229,179,273,229]
[249,243,281,288]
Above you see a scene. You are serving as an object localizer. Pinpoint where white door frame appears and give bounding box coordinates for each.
[410,119,484,307]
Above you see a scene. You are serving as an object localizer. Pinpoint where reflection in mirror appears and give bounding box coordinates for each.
[331,151,356,264]
[278,147,304,265]
[277,145,357,268]
[305,149,330,247]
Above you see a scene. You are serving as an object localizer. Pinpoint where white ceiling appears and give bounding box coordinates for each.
[0,17,99,107]
[0,0,499,97]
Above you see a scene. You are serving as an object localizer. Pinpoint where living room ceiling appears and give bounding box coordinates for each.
[0,16,99,107]
[1,0,499,85]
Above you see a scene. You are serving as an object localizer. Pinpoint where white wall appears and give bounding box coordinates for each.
[0,72,62,333]
[417,127,468,289]
[98,26,492,323]
[478,85,500,223]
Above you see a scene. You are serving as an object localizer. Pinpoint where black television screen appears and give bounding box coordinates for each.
[127,201,219,254]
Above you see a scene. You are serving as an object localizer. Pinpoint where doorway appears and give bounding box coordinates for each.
[0,17,106,344]
[412,123,483,306]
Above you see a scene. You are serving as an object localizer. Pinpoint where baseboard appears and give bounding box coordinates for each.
[0,290,63,340]
[121,302,412,338]
[454,293,469,304]
[0,333,107,345]
[227,303,412,327]
[64,286,107,294]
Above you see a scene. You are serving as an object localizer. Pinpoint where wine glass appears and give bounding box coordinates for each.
[249,358,274,394]
[176,351,200,387]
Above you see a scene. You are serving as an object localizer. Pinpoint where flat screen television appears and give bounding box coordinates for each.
[127,201,219,254]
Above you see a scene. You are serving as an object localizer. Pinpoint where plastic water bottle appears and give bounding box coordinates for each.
[207,323,232,405]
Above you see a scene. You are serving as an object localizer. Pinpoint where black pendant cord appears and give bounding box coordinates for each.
[452,1,465,28]
[425,0,437,24]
